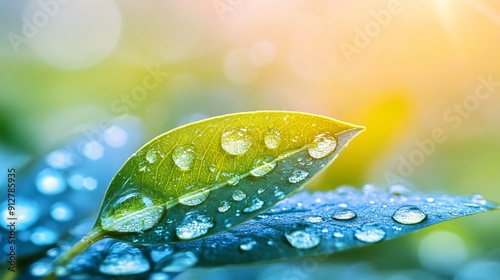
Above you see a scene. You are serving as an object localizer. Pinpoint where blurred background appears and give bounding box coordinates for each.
[1,0,500,279]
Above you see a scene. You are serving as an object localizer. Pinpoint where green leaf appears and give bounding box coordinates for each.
[47,186,498,278]
[54,111,364,269]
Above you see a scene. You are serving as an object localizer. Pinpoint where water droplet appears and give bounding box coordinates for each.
[146,149,157,163]
[172,144,196,170]
[176,212,214,240]
[333,232,344,238]
[1,197,40,231]
[258,188,266,194]
[218,200,231,212]
[50,202,74,222]
[471,194,487,205]
[321,228,328,233]
[46,149,75,169]
[99,243,150,275]
[354,224,386,243]
[239,239,257,251]
[221,127,253,155]
[150,245,173,262]
[308,133,337,159]
[101,191,165,233]
[392,205,427,225]
[332,209,357,220]
[30,260,52,276]
[305,216,324,223]
[232,190,247,201]
[36,168,66,195]
[243,198,264,213]
[288,169,309,184]
[250,156,277,177]
[267,240,274,245]
[161,251,198,273]
[426,197,435,203]
[285,230,321,249]
[274,188,285,199]
[179,188,210,206]
[264,129,281,149]
[30,227,58,245]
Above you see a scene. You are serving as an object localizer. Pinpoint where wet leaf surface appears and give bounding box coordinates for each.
[31,185,498,279]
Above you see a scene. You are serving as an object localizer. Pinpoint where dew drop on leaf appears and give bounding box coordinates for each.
[274,188,285,199]
[308,133,337,159]
[176,212,214,240]
[98,243,150,275]
[264,129,281,149]
[285,230,321,249]
[288,169,309,184]
[178,188,210,206]
[101,192,165,233]
[161,251,198,273]
[146,149,157,163]
[221,127,253,155]
[172,144,196,170]
[332,209,357,220]
[258,188,266,194]
[471,193,487,205]
[239,239,257,251]
[217,200,231,213]
[354,224,386,243]
[392,205,427,225]
[243,198,264,213]
[250,156,277,177]
[150,245,173,262]
[232,190,247,201]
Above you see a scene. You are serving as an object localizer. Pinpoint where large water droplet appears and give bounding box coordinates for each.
[161,251,198,273]
[146,149,157,163]
[101,191,165,233]
[232,190,247,201]
[308,133,337,159]
[50,202,74,222]
[218,200,231,213]
[264,129,281,149]
[36,168,66,195]
[179,188,210,206]
[239,239,257,251]
[332,209,357,220]
[392,205,427,225]
[1,197,40,231]
[243,198,264,213]
[99,243,150,275]
[250,156,277,177]
[176,212,214,240]
[172,144,196,170]
[354,224,386,243]
[221,127,253,155]
[288,169,309,184]
[150,245,173,262]
[285,230,321,249]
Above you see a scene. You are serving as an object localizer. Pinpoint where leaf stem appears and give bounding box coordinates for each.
[53,227,107,273]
